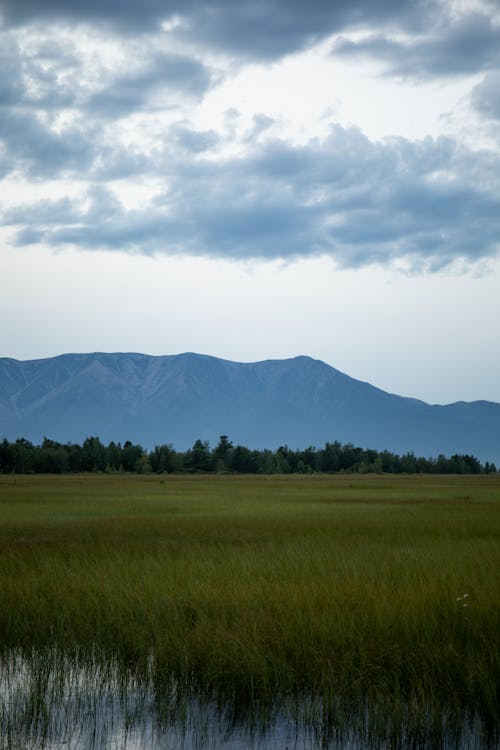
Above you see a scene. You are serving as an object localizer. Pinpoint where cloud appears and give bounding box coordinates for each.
[3,195,77,226]
[4,127,499,269]
[332,11,500,78]
[0,110,96,177]
[0,0,434,59]
[1,1,499,273]
[0,38,25,107]
[0,28,215,177]
[0,31,82,112]
[471,72,500,121]
[0,25,214,112]
[0,0,175,30]
[169,124,220,153]
[177,0,427,61]
[86,53,213,119]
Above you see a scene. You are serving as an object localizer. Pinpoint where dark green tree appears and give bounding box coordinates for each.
[213,435,234,472]
[121,441,144,472]
[186,439,214,472]
[81,437,106,472]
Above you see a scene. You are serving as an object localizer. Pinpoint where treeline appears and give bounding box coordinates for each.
[0,435,497,475]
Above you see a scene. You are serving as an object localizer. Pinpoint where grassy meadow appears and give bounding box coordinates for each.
[0,473,499,747]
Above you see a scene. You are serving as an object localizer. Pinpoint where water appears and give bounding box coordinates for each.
[0,652,492,749]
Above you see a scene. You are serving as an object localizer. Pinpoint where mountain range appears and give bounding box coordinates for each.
[0,352,499,463]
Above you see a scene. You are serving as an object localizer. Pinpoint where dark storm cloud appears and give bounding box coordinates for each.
[6,127,500,268]
[0,0,434,59]
[332,12,500,78]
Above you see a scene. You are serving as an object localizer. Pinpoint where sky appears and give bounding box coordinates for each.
[1,0,500,405]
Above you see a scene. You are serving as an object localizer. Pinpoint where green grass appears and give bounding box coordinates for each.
[0,473,499,746]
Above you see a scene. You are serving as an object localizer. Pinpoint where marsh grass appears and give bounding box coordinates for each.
[0,474,499,748]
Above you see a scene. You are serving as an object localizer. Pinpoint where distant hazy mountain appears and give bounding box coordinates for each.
[1,352,499,462]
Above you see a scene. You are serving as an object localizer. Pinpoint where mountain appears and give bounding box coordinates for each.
[0,352,499,463]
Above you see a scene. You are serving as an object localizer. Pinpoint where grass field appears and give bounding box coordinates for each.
[0,473,499,747]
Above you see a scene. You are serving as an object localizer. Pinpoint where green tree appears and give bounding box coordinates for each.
[186,439,214,472]
[12,438,35,473]
[121,441,144,472]
[213,435,234,472]
[81,437,106,471]
[150,443,178,473]
[106,441,122,471]
[0,438,13,473]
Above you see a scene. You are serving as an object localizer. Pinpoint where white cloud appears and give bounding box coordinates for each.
[198,41,484,146]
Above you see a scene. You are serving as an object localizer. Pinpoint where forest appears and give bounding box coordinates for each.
[0,434,496,475]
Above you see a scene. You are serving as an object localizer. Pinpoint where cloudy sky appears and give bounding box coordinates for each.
[1,0,500,404]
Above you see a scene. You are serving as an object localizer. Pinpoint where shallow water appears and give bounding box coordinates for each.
[0,652,492,750]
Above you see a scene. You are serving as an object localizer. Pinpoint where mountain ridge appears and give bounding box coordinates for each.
[1,352,499,463]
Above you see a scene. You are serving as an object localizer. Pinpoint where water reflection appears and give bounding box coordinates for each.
[0,652,491,749]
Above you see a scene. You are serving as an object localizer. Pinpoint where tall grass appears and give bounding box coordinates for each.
[0,474,499,747]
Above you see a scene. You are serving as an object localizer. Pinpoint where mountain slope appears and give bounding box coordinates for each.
[0,352,499,462]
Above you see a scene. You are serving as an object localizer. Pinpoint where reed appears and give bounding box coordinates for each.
[0,473,498,746]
